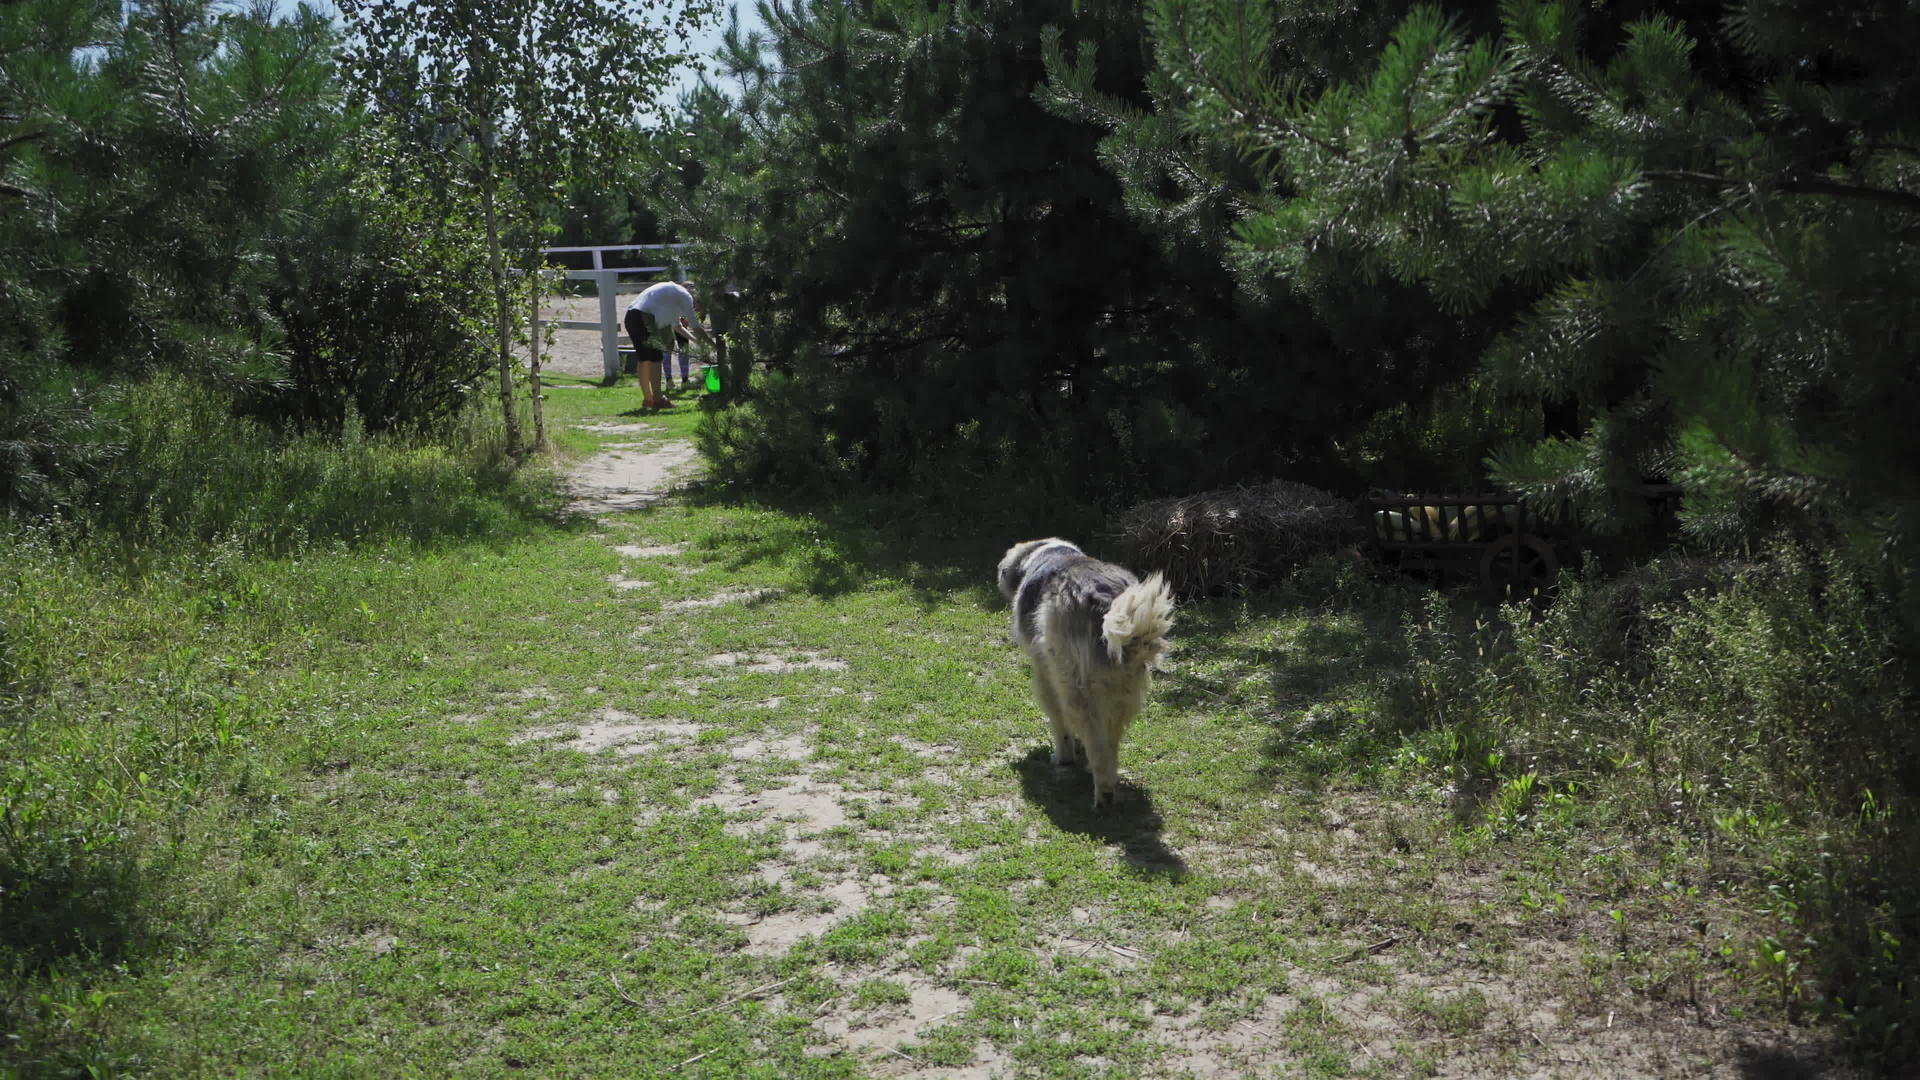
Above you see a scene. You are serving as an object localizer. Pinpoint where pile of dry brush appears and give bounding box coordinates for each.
[1110,480,1364,597]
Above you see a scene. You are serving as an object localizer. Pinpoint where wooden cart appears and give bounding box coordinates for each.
[1364,492,1560,604]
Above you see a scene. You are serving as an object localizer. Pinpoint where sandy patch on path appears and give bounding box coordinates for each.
[729,734,814,761]
[696,776,902,955]
[721,878,873,953]
[511,707,701,754]
[567,441,702,514]
[615,543,689,558]
[705,650,848,673]
[821,977,973,1054]
[697,779,852,832]
[665,587,781,610]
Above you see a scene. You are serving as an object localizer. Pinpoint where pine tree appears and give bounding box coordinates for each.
[1040,0,1504,491]
[0,0,350,509]
[663,0,1459,504]
[1122,0,1920,601]
[0,0,513,510]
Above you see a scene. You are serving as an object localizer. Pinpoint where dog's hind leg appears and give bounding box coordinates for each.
[1083,675,1146,810]
[1082,723,1121,809]
[1072,683,1122,808]
[1032,670,1080,767]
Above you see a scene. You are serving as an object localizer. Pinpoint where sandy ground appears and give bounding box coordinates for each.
[532,292,643,380]
[562,420,703,515]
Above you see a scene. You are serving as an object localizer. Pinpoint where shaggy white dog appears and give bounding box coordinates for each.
[997,539,1175,808]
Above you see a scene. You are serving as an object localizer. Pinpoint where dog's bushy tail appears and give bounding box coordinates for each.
[1102,573,1174,667]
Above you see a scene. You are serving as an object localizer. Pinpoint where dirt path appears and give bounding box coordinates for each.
[538,412,1839,1079]
[562,420,703,514]
[550,416,1030,1076]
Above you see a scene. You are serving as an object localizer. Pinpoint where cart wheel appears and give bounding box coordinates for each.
[1480,533,1558,605]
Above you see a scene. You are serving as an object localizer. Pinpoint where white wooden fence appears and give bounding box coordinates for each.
[538,243,689,378]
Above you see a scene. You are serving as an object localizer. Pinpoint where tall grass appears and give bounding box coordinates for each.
[82,374,558,558]
[1380,547,1917,1057]
[0,375,564,1070]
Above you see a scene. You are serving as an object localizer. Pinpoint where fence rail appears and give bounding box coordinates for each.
[542,242,688,275]
[535,244,692,377]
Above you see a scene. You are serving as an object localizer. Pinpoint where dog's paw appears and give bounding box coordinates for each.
[1051,751,1080,768]
[1091,789,1117,810]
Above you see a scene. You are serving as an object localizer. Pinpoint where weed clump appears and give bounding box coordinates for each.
[1379,545,1919,1059]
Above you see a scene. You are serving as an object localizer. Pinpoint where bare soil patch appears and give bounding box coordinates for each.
[728,734,813,761]
[696,779,852,832]
[704,649,848,673]
[511,707,701,754]
[665,587,782,610]
[723,878,874,955]
[819,975,973,1056]
[566,442,702,514]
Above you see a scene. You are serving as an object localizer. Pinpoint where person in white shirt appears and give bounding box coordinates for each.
[623,281,715,409]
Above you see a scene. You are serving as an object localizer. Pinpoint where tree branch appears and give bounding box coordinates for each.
[0,130,48,155]
[212,31,325,140]
[1644,169,1920,214]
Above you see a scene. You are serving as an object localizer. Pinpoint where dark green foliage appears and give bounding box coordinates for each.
[0,1,515,513]
[263,125,498,435]
[24,2,337,383]
[0,0,124,513]
[667,0,1448,512]
[1387,547,1918,1057]
[1067,2,1920,1056]
[1121,0,1920,618]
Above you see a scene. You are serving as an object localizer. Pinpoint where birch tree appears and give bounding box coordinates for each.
[337,0,717,453]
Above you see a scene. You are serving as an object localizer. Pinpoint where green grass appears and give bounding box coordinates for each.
[2,377,1897,1077]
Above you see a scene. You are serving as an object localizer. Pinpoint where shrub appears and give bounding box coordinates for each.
[1381,545,1918,1051]
[82,374,548,555]
[695,371,853,500]
[259,122,501,435]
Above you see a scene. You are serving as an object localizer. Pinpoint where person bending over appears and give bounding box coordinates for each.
[623,280,714,409]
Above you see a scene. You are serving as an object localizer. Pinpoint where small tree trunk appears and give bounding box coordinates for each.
[726,338,754,400]
[529,263,545,448]
[716,299,751,399]
[521,7,545,451]
[480,169,520,456]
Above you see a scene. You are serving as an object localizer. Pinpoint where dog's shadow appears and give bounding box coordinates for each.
[1010,748,1187,879]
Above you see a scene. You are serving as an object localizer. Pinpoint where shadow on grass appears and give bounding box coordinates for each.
[674,484,1011,610]
[1010,747,1187,879]
[1157,594,1406,717]
[0,855,149,972]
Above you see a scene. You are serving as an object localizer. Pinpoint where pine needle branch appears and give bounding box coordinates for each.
[1644,169,1920,214]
